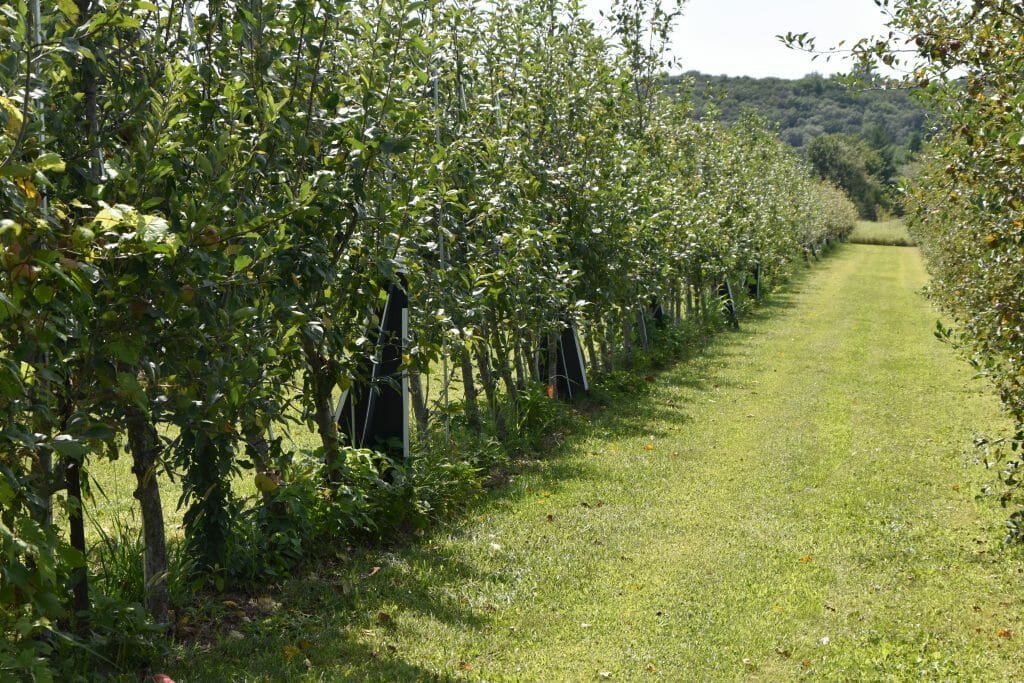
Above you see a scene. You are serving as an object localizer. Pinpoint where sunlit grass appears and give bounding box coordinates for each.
[849,219,915,246]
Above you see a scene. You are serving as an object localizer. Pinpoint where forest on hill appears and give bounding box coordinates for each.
[670,71,929,151]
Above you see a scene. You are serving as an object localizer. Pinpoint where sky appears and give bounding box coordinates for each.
[581,0,894,79]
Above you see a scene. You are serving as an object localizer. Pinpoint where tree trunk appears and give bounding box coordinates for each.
[685,282,694,320]
[622,313,634,369]
[28,402,55,526]
[585,324,601,376]
[474,341,507,440]
[126,408,169,625]
[66,457,89,629]
[488,319,518,406]
[513,337,528,390]
[29,450,53,527]
[526,335,541,383]
[301,337,341,477]
[697,272,707,321]
[546,331,560,400]
[636,308,650,353]
[600,320,613,373]
[243,426,271,473]
[408,370,430,447]
[74,0,102,185]
[459,346,482,436]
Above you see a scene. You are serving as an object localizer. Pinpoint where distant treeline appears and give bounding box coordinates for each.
[670,72,929,151]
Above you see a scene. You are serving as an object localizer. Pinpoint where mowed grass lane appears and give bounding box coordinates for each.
[174,244,1023,681]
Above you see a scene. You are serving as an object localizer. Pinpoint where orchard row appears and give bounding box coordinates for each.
[0,0,855,676]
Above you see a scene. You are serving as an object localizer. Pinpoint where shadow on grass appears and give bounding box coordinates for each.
[167,261,823,682]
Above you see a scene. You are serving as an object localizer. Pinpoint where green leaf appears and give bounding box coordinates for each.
[0,477,13,505]
[233,254,253,272]
[33,153,66,173]
[0,164,33,179]
[94,205,126,230]
[51,435,88,459]
[32,285,55,304]
[0,361,22,399]
[116,372,148,411]
[232,306,258,322]
[106,340,140,364]
[33,591,65,620]
[56,544,86,568]
[56,0,79,23]
[140,214,169,242]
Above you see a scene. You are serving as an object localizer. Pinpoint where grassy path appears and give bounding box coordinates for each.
[178,245,1023,681]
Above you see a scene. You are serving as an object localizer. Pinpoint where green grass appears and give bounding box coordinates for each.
[145,244,1024,680]
[849,219,916,246]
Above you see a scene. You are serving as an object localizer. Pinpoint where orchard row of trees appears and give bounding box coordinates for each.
[810,0,1024,539]
[1,0,855,676]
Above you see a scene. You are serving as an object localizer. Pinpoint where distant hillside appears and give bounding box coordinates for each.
[668,72,929,150]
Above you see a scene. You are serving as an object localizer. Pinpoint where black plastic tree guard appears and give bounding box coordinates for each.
[335,277,410,459]
[648,296,666,328]
[718,280,739,329]
[747,264,761,300]
[538,319,590,400]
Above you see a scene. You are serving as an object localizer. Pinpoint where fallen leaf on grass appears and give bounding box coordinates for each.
[459,661,473,671]
[799,555,813,564]
[644,443,655,451]
[363,566,381,579]
[801,659,812,668]
[996,629,1013,639]
[152,675,176,683]
[775,647,791,659]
